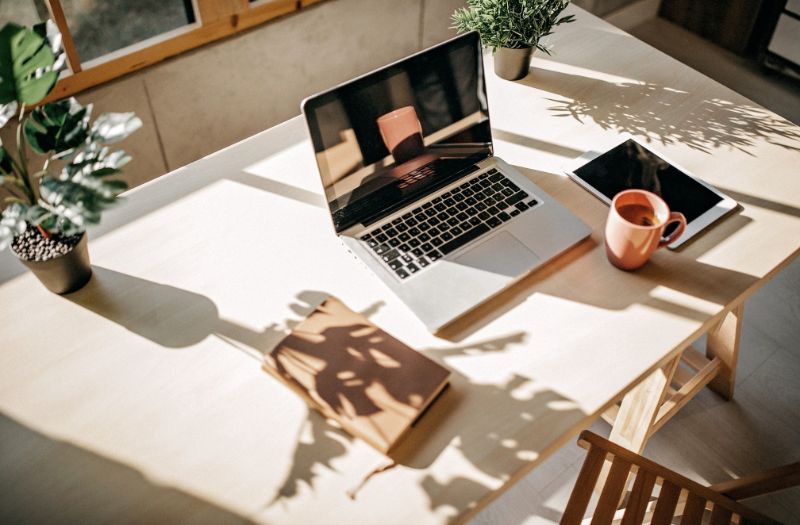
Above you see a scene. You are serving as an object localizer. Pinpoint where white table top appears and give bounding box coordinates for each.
[1,6,799,524]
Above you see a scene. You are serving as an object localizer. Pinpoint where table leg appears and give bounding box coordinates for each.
[705,303,744,401]
[597,357,681,499]
[609,356,681,453]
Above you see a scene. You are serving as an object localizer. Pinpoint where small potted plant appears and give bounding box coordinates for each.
[453,0,575,81]
[0,20,141,294]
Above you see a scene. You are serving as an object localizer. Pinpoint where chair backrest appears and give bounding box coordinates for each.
[561,431,780,525]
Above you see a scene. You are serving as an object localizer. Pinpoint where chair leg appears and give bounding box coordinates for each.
[706,303,744,400]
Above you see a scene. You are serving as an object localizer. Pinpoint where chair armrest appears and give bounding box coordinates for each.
[710,462,800,500]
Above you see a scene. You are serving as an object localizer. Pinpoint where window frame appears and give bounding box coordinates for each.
[42,0,315,102]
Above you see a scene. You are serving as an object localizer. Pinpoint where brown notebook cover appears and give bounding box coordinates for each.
[263,297,450,454]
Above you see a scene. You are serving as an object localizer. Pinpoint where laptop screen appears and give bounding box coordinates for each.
[303,32,492,233]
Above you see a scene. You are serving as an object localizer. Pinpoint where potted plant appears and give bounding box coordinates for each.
[453,0,575,81]
[0,20,141,294]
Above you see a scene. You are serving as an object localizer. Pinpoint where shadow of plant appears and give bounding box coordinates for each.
[0,412,256,524]
[520,71,800,154]
[63,268,582,521]
[67,271,381,508]
[269,410,351,503]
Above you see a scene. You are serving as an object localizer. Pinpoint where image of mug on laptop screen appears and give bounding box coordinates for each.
[319,101,492,223]
[376,105,439,190]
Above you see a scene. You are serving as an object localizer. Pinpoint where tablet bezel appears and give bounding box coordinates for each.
[565,136,738,249]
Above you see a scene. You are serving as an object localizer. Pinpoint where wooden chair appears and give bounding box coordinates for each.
[562,431,800,524]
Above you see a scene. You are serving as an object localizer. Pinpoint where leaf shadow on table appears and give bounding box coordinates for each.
[0,412,255,524]
[391,371,587,518]
[267,328,589,525]
[65,268,333,353]
[65,269,589,522]
[518,69,800,154]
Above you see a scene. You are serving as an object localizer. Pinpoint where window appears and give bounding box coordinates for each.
[61,0,195,63]
[2,1,319,102]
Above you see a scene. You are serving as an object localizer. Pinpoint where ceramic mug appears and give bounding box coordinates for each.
[604,189,687,270]
[377,106,425,164]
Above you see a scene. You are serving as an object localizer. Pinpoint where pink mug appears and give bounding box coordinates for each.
[604,189,687,271]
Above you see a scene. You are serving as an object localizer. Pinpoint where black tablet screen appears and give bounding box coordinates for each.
[573,140,722,222]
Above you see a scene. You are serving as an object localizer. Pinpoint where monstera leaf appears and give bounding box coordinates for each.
[65,143,131,177]
[0,203,28,251]
[24,98,92,156]
[32,146,130,236]
[91,112,142,145]
[37,177,125,236]
[0,144,13,174]
[0,101,17,128]
[0,22,58,106]
[33,20,66,73]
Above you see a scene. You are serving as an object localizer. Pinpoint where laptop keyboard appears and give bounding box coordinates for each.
[360,168,539,280]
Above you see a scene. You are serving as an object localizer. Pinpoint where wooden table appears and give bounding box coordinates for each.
[1,6,799,524]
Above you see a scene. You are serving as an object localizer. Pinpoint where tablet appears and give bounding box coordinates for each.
[566,138,737,248]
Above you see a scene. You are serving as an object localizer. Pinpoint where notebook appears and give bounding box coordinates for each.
[263,296,450,453]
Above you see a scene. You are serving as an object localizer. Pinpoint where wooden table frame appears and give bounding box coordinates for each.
[605,302,743,456]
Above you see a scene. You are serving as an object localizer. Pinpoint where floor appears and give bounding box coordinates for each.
[471,4,800,524]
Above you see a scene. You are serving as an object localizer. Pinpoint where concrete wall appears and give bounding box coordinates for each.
[0,0,466,190]
[572,0,639,17]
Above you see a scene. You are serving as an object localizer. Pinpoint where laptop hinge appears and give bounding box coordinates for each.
[339,224,364,237]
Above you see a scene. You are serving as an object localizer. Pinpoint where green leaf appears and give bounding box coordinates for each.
[91,112,142,144]
[90,167,121,178]
[0,23,58,106]
[102,179,128,193]
[451,0,572,51]
[0,202,28,251]
[0,101,17,128]
[24,98,92,155]
[0,145,13,174]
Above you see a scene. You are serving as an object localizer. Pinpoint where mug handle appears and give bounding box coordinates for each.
[658,212,687,248]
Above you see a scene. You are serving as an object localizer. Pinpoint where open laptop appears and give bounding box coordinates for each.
[302,31,590,332]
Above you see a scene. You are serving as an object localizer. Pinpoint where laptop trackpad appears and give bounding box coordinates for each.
[455,232,540,278]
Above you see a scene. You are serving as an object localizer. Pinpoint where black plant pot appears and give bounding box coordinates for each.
[494,47,534,81]
[14,233,93,294]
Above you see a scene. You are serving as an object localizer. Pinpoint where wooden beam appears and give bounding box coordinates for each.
[682,345,712,371]
[671,363,694,388]
[45,0,82,72]
[597,356,681,503]
[706,303,744,400]
[650,356,721,436]
[195,0,249,24]
[608,356,681,453]
[710,462,800,501]
[601,403,620,426]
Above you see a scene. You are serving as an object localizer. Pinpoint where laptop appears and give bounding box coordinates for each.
[302,31,590,332]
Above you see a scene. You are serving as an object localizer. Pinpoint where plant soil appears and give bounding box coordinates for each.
[11,227,83,262]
